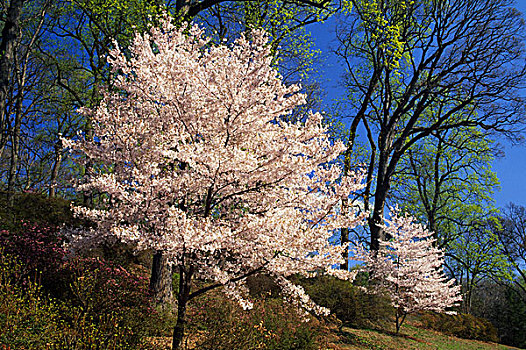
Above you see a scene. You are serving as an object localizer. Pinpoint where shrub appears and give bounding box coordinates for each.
[54,306,152,350]
[0,251,65,349]
[246,273,281,298]
[419,311,498,342]
[63,256,163,342]
[296,275,394,329]
[187,290,329,350]
[60,256,172,348]
[0,247,164,349]
[0,222,66,293]
[0,192,78,231]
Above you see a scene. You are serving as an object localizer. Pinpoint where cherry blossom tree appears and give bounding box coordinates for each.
[355,208,462,334]
[63,18,367,349]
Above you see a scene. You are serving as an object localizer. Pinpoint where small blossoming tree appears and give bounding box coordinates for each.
[355,209,462,334]
[64,18,367,349]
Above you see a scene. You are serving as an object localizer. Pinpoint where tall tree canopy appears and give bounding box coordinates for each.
[335,0,526,252]
[0,0,339,199]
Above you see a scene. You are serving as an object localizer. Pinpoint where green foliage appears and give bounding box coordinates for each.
[78,0,164,43]
[187,290,327,350]
[449,228,512,281]
[296,275,394,329]
[393,125,500,243]
[419,312,498,343]
[0,251,65,349]
[195,0,331,84]
[0,192,78,231]
[499,286,526,348]
[471,281,526,348]
[355,0,414,70]
[0,248,164,349]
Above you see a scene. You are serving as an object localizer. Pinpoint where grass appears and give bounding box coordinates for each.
[331,324,521,350]
[145,318,522,350]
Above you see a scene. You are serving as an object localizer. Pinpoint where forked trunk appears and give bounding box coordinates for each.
[395,308,407,335]
[172,264,193,350]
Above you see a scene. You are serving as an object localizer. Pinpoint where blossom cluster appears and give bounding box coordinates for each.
[354,208,462,316]
[64,18,367,311]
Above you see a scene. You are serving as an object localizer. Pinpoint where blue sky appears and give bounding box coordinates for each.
[307,2,526,209]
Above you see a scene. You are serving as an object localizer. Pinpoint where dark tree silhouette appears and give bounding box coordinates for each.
[336,0,526,253]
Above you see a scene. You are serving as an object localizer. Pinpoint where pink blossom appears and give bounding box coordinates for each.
[354,208,462,333]
[64,17,366,316]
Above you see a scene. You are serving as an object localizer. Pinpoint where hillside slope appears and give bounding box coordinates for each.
[334,325,522,350]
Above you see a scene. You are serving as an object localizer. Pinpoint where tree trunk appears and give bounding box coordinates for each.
[172,303,187,350]
[0,0,24,162]
[6,91,22,205]
[369,134,401,251]
[172,264,193,350]
[339,68,380,268]
[340,114,363,270]
[395,310,400,334]
[5,0,47,204]
[340,223,350,271]
[463,277,474,314]
[395,308,406,335]
[48,142,63,197]
[7,54,27,205]
[149,250,174,307]
[369,175,389,251]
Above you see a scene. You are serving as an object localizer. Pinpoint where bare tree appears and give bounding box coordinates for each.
[336,0,526,253]
[498,203,526,300]
[174,0,333,19]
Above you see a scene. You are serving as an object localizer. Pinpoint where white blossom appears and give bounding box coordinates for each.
[64,17,367,313]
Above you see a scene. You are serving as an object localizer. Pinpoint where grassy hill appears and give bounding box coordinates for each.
[332,325,521,350]
[144,318,522,350]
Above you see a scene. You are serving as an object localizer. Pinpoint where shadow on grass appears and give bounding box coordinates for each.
[338,326,432,350]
